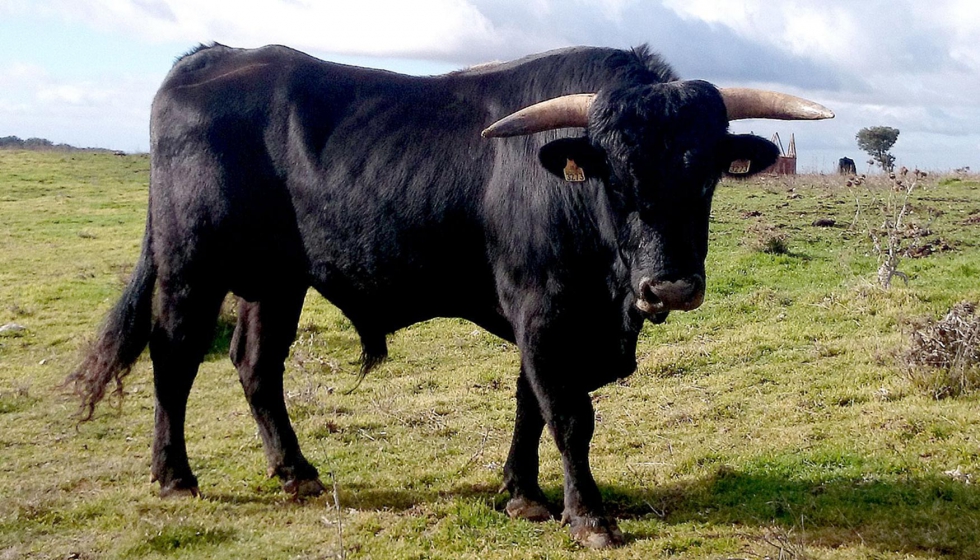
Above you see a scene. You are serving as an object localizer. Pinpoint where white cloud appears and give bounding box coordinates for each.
[661,1,980,82]
[2,62,38,85]
[659,2,877,66]
[576,0,634,21]
[2,62,120,107]
[943,2,980,70]
[0,61,156,150]
[24,0,511,60]
[37,83,113,105]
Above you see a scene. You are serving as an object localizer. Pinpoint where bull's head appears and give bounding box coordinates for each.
[483,82,832,322]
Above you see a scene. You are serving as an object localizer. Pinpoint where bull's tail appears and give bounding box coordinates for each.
[65,226,156,421]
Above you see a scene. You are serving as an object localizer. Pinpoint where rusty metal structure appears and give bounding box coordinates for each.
[763,132,797,175]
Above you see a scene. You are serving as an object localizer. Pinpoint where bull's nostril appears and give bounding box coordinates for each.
[640,279,660,305]
[635,277,666,315]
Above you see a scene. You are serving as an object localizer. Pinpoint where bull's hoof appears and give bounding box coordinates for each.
[562,513,624,548]
[283,477,327,498]
[159,483,200,499]
[504,495,553,522]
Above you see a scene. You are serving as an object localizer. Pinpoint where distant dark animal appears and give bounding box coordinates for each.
[838,156,857,174]
[67,43,832,547]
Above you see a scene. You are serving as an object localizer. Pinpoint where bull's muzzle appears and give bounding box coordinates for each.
[635,276,705,317]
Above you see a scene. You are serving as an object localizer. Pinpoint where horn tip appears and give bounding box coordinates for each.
[809,105,835,120]
[482,122,517,138]
[482,126,507,138]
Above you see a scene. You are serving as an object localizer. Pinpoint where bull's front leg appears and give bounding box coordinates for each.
[523,355,624,548]
[501,369,552,521]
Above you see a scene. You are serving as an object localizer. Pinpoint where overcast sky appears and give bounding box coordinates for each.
[2,0,979,172]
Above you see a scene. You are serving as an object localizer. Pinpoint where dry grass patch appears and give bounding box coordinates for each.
[745,220,791,255]
[903,301,980,399]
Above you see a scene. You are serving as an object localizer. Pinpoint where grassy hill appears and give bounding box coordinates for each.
[1,150,979,559]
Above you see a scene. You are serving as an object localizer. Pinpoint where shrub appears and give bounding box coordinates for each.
[903,302,980,399]
[855,168,929,289]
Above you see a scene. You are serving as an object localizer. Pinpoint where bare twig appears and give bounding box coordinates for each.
[331,471,345,560]
[624,463,666,518]
[741,525,809,560]
[455,427,492,475]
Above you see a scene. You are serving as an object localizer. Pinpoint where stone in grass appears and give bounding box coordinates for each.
[0,323,27,337]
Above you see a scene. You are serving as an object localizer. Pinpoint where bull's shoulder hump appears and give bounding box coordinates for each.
[162,44,314,92]
[161,44,423,95]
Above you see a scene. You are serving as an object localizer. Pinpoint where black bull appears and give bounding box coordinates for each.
[68,44,832,547]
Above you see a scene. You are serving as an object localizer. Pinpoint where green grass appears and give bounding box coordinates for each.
[2,150,980,558]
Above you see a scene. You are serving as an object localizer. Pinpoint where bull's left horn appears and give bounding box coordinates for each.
[720,88,834,121]
[482,93,596,138]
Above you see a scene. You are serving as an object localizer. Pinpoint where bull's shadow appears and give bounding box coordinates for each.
[601,466,979,556]
[335,467,979,556]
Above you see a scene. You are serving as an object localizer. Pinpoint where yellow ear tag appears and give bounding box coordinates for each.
[563,159,587,182]
[728,159,751,174]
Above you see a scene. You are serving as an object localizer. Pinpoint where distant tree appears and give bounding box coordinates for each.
[856,126,900,172]
[0,135,24,148]
[24,137,53,149]
[0,135,107,152]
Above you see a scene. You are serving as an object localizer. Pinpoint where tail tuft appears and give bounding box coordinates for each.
[66,336,137,421]
[64,232,155,421]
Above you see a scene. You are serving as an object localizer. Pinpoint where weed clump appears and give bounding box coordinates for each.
[745,222,790,255]
[903,302,980,399]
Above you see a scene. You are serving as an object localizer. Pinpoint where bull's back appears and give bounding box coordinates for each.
[150,44,500,322]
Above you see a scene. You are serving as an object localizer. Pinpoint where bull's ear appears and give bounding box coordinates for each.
[538,137,606,182]
[720,134,780,177]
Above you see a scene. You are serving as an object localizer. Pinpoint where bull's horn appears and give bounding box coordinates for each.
[481,93,595,138]
[720,88,834,121]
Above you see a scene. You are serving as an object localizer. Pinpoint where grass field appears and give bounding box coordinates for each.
[1,150,979,559]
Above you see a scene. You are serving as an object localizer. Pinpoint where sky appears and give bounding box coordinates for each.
[1,0,979,172]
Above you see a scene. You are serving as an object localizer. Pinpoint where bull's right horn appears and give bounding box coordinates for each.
[720,88,834,121]
[481,94,595,138]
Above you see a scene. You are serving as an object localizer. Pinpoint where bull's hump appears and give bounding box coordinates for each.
[165,45,296,92]
[169,62,273,91]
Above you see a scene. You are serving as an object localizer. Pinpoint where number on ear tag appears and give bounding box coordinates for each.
[563,159,586,182]
[728,159,751,174]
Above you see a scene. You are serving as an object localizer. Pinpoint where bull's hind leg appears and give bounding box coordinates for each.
[230,288,325,497]
[149,283,225,497]
[502,369,553,521]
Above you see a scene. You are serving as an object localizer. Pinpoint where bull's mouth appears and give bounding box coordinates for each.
[641,309,670,324]
[634,293,704,315]
[635,275,705,320]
